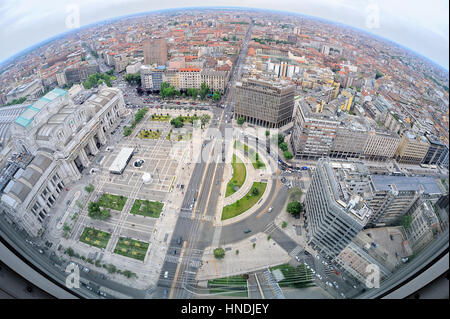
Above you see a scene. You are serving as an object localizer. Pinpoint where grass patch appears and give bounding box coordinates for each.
[113,237,149,261]
[208,275,248,297]
[234,140,265,169]
[79,227,111,249]
[130,199,163,218]
[269,264,315,288]
[222,182,267,220]
[225,154,247,197]
[138,129,162,139]
[98,193,127,211]
[150,114,171,121]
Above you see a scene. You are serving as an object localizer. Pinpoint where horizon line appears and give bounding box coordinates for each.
[0,5,448,73]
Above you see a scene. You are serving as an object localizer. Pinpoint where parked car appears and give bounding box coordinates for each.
[164,271,168,279]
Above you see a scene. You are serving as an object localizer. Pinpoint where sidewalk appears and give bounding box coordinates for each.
[214,146,276,227]
[196,232,290,281]
[273,201,317,256]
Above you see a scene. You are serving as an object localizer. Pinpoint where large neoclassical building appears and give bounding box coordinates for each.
[0,85,125,236]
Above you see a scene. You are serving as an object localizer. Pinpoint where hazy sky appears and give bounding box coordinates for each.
[1,0,448,69]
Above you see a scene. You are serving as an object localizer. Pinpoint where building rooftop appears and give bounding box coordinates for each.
[370,175,442,195]
[14,88,67,128]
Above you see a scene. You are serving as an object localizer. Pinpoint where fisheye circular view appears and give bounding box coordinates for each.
[0,0,448,307]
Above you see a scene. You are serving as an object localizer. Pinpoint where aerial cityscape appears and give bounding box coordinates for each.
[0,4,448,301]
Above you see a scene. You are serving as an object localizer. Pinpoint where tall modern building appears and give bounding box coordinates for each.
[304,159,373,260]
[143,37,168,66]
[422,135,448,165]
[234,78,295,128]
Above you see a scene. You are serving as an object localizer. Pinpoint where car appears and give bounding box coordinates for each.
[176,237,182,245]
[315,255,320,260]
[268,207,273,213]
[163,289,168,298]
[83,267,90,273]
[295,256,300,262]
[243,228,251,233]
[38,249,44,254]
[99,274,106,280]
[86,285,93,291]
[98,291,107,297]
[340,293,346,298]
[164,271,168,279]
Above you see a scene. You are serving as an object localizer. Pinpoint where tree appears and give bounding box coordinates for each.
[88,202,110,220]
[124,73,141,86]
[237,117,245,125]
[267,235,272,241]
[287,201,303,216]
[212,91,221,101]
[277,134,284,145]
[170,116,184,128]
[265,130,270,136]
[65,247,75,257]
[375,70,384,79]
[199,82,210,100]
[214,248,225,259]
[200,114,210,128]
[281,221,288,228]
[106,264,117,274]
[284,151,293,160]
[279,142,288,152]
[84,184,94,193]
[123,126,132,136]
[252,187,259,196]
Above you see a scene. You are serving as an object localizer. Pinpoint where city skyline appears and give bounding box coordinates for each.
[0,5,447,301]
[0,1,449,70]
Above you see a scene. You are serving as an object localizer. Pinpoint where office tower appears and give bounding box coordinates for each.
[234,78,295,128]
[367,175,442,226]
[362,130,400,161]
[395,131,430,165]
[143,37,168,66]
[304,159,373,259]
[422,135,447,165]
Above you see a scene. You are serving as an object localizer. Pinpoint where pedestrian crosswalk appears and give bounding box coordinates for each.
[263,222,277,234]
[289,245,303,257]
[178,210,213,221]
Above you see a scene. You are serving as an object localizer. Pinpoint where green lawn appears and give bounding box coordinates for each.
[138,129,162,139]
[113,237,149,261]
[79,227,111,249]
[225,154,247,197]
[130,199,163,218]
[150,114,171,121]
[208,275,248,297]
[269,264,315,288]
[234,140,265,169]
[98,193,127,211]
[222,182,267,220]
